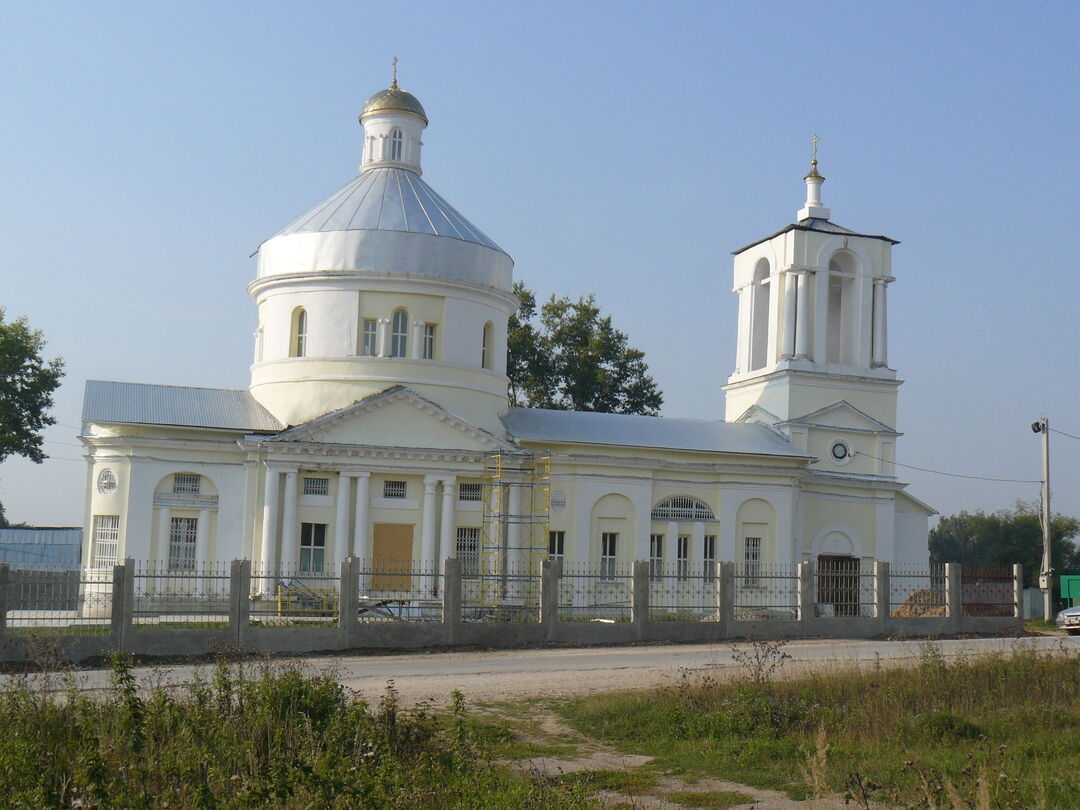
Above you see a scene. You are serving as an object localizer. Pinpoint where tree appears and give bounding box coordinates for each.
[507,282,663,415]
[0,308,64,467]
[929,501,1080,586]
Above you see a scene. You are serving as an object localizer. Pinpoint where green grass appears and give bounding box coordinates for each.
[557,643,1080,808]
[1025,618,1063,634]
[666,790,753,808]
[0,655,597,809]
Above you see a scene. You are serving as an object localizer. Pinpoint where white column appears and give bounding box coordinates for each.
[195,508,210,592]
[411,320,423,359]
[813,266,830,363]
[735,286,749,374]
[507,482,525,599]
[794,271,810,359]
[692,521,705,608]
[334,472,352,570]
[376,318,389,357]
[280,470,299,572]
[421,476,438,594]
[782,271,797,358]
[439,476,456,569]
[665,521,678,569]
[872,279,888,367]
[157,506,171,567]
[353,473,371,593]
[259,469,280,570]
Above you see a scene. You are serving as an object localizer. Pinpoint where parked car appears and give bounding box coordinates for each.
[1054,605,1080,635]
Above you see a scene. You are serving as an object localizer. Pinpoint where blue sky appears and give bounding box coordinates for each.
[2,0,1078,526]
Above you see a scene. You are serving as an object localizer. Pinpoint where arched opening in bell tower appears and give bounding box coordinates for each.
[826,251,858,365]
[749,259,771,371]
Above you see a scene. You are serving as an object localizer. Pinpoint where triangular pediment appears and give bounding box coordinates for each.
[266,386,516,452]
[734,404,783,426]
[783,401,897,435]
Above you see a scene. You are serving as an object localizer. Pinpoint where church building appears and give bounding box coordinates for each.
[78,75,933,590]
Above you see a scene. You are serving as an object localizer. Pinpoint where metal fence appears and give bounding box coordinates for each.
[461,561,540,622]
[250,563,340,626]
[131,561,232,628]
[890,563,947,617]
[648,563,720,621]
[734,563,799,620]
[962,567,1016,617]
[4,565,113,635]
[357,559,442,623]
[815,558,876,618]
[559,561,633,622]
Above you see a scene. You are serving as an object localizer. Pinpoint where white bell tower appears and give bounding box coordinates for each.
[723,150,903,477]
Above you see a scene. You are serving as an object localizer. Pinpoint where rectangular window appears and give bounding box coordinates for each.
[744,536,762,588]
[383,480,407,499]
[649,533,664,580]
[600,532,618,580]
[457,527,480,577]
[300,522,327,574]
[458,482,482,502]
[303,477,329,496]
[361,319,377,356]
[704,535,717,579]
[548,530,565,562]
[422,324,436,360]
[168,516,198,572]
[172,473,200,494]
[677,535,689,581]
[92,515,120,567]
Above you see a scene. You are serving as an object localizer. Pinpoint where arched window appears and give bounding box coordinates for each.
[651,496,715,522]
[749,259,770,371]
[826,252,857,365]
[481,322,493,369]
[390,129,403,161]
[291,308,307,358]
[391,310,409,357]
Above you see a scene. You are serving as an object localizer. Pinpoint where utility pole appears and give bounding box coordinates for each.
[1032,417,1052,622]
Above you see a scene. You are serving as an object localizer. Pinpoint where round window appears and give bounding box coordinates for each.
[830,441,851,462]
[97,468,118,494]
[550,491,567,514]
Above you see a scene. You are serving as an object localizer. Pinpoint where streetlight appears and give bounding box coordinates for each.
[1031,417,1052,622]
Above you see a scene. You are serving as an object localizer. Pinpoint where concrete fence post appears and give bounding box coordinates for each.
[443,557,462,644]
[798,560,815,625]
[1013,564,1024,623]
[339,557,359,646]
[716,561,734,637]
[631,560,650,638]
[945,562,962,632]
[228,560,248,647]
[875,561,890,633]
[237,559,251,645]
[0,562,9,636]
[110,561,129,650]
[540,558,560,639]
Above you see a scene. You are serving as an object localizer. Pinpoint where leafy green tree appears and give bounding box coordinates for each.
[929,501,1080,585]
[0,308,64,469]
[507,282,663,415]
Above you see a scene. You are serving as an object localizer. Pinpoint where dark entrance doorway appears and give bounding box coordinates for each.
[817,555,860,616]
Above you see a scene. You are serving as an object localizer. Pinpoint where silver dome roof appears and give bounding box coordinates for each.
[266,167,504,253]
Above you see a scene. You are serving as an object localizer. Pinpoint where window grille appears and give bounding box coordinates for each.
[303,477,329,496]
[391,310,408,357]
[300,523,327,573]
[294,309,307,357]
[390,128,403,161]
[548,530,565,562]
[362,319,377,356]
[649,533,663,580]
[457,527,479,576]
[383,480,407,499]
[168,516,198,572]
[92,514,120,567]
[677,535,689,581]
[600,532,618,580]
[744,536,762,588]
[173,473,201,494]
[651,496,715,521]
[458,482,482,502]
[423,323,436,360]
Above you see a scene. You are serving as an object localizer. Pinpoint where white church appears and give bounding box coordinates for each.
[78,74,933,590]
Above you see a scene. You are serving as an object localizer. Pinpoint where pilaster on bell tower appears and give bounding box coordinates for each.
[723,144,904,477]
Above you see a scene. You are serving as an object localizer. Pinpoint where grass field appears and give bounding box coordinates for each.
[557,641,1080,808]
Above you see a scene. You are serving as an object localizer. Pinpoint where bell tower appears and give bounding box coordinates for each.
[723,153,902,477]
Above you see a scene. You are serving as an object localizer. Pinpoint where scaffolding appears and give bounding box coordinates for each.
[476,450,551,609]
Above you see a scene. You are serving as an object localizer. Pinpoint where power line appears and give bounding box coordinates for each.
[852,451,1041,484]
[1050,427,1080,441]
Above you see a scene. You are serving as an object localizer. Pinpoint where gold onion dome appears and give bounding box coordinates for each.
[360,81,428,124]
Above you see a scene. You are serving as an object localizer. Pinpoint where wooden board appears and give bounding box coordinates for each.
[372,523,414,591]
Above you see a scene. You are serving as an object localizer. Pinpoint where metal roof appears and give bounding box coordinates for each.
[264,167,504,253]
[0,527,82,569]
[82,380,283,432]
[502,408,810,458]
[732,218,899,255]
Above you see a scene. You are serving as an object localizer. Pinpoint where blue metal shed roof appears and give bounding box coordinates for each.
[82,380,283,432]
[0,527,82,569]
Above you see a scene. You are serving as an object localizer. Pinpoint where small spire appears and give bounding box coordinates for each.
[797,134,830,221]
[391,56,399,90]
[804,134,824,180]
